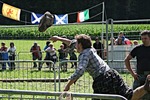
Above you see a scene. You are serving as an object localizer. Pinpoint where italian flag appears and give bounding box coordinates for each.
[77,9,89,23]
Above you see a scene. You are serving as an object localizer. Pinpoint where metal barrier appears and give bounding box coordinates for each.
[17,51,36,60]
[0,89,127,100]
[0,60,134,94]
[0,60,57,92]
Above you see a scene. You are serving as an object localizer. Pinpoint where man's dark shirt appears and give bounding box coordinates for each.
[130,44,150,73]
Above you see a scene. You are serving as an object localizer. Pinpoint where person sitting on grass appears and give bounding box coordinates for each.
[50,34,150,100]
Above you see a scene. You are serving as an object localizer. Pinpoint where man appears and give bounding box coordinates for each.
[50,34,150,100]
[93,37,104,59]
[125,30,150,99]
[30,42,42,70]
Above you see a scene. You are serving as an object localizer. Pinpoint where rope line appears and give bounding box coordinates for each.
[0,1,104,24]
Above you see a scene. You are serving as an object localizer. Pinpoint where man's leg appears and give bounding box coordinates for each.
[38,57,42,71]
[33,56,37,68]
[131,75,150,100]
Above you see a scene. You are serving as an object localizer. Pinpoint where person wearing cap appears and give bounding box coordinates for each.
[50,34,150,100]
[133,40,139,45]
[30,42,42,70]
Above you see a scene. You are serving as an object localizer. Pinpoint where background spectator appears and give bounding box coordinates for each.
[124,38,132,45]
[115,32,125,45]
[93,37,104,59]
[69,49,77,68]
[109,37,116,45]
[7,42,16,70]
[0,42,9,70]
[58,44,68,71]
[115,37,124,45]
[45,43,57,71]
[43,41,51,68]
[133,40,139,45]
[30,42,42,70]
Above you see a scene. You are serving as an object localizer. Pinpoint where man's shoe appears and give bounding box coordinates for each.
[144,75,150,93]
[38,11,54,32]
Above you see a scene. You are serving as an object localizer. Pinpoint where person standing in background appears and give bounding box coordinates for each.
[93,37,104,59]
[69,49,77,68]
[0,42,9,70]
[30,42,42,71]
[43,41,51,68]
[115,32,125,45]
[45,43,57,71]
[133,40,139,45]
[58,44,68,71]
[8,42,16,70]
[125,30,150,99]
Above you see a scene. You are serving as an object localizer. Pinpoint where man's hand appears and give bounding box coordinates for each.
[64,85,70,91]
[132,72,139,80]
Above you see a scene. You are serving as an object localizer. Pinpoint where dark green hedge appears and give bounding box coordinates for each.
[0,24,150,40]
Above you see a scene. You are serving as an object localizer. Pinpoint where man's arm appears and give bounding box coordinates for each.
[64,79,78,91]
[50,36,72,46]
[125,54,138,80]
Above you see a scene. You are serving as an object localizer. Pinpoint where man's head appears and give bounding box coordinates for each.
[118,32,124,38]
[46,41,50,46]
[95,37,100,43]
[10,42,14,47]
[140,30,150,46]
[75,34,92,53]
[33,42,37,46]
[133,40,138,45]
[49,43,54,47]
[1,42,5,47]
[60,44,64,49]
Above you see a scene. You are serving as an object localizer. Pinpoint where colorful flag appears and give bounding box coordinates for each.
[2,3,21,21]
[31,12,43,24]
[77,9,89,23]
[54,14,68,24]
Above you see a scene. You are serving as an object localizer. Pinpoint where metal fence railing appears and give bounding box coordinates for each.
[0,89,127,100]
[0,60,134,93]
[0,60,57,92]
